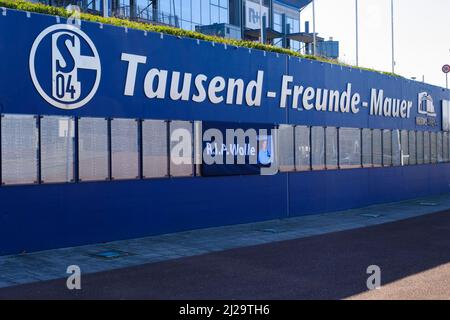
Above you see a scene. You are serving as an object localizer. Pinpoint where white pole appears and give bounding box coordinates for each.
[312,0,316,56]
[391,0,395,73]
[355,0,359,66]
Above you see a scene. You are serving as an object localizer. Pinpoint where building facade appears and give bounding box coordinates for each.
[36,0,338,58]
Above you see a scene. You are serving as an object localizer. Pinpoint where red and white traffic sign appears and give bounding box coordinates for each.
[443,64,450,74]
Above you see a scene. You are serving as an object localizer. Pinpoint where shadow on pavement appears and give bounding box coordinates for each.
[1,210,450,299]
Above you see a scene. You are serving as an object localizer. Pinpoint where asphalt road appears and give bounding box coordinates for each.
[1,210,450,300]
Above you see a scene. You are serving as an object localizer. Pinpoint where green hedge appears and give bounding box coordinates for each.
[0,0,399,77]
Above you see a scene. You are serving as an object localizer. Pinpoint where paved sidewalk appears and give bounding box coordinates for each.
[1,193,450,289]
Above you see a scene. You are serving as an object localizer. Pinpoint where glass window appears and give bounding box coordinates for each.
[181,0,191,24]
[173,0,181,17]
[210,4,219,23]
[424,131,430,164]
[311,127,325,170]
[273,13,282,32]
[408,131,416,165]
[373,129,382,167]
[339,128,361,169]
[192,0,201,24]
[325,127,338,169]
[362,129,372,167]
[382,130,392,166]
[295,126,310,171]
[78,117,108,182]
[170,120,193,177]
[40,116,74,183]
[111,118,139,180]
[142,120,168,178]
[1,114,38,185]
[444,132,449,162]
[417,131,424,164]
[400,130,409,166]
[392,130,401,166]
[201,0,210,25]
[437,132,443,163]
[219,7,228,23]
[160,0,171,14]
[278,125,295,172]
[430,132,437,164]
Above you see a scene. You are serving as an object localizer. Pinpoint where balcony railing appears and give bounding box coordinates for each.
[32,1,184,29]
[32,0,102,15]
[113,5,181,28]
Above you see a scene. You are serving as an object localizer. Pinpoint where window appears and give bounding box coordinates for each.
[78,117,109,182]
[111,118,139,180]
[362,129,372,167]
[408,131,416,165]
[373,129,382,167]
[40,116,74,183]
[1,115,38,185]
[339,128,361,169]
[444,132,449,162]
[382,130,392,166]
[417,131,424,164]
[278,125,295,172]
[442,100,450,132]
[142,120,168,178]
[192,0,201,24]
[325,127,338,169]
[424,131,430,164]
[437,132,443,163]
[311,127,325,170]
[295,126,310,171]
[430,132,437,163]
[170,120,193,177]
[201,0,210,25]
[362,129,373,168]
[400,130,409,165]
[392,130,401,166]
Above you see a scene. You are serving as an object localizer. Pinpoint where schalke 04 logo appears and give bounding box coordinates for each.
[29,24,101,110]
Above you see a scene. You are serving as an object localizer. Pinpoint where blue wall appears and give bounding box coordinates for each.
[0,9,450,255]
[1,166,450,255]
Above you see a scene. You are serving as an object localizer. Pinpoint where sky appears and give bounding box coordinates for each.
[300,0,450,88]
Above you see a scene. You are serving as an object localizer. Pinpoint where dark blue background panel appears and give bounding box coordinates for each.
[0,175,288,255]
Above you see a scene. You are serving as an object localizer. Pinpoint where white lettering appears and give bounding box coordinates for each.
[144,68,168,99]
[280,75,293,108]
[246,70,264,107]
[121,53,147,96]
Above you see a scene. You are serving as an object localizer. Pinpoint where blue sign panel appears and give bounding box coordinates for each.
[0,9,448,130]
[201,122,275,176]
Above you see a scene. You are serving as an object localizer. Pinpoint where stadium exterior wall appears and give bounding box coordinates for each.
[0,9,449,255]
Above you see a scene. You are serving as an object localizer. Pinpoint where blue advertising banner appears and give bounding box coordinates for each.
[0,8,448,131]
[201,122,275,176]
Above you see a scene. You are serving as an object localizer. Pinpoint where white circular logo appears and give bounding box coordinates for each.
[29,24,101,110]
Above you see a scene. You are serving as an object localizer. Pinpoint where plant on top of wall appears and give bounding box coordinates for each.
[0,0,400,78]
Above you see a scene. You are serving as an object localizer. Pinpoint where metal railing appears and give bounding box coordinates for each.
[32,1,185,29]
[112,5,181,28]
[33,0,102,15]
